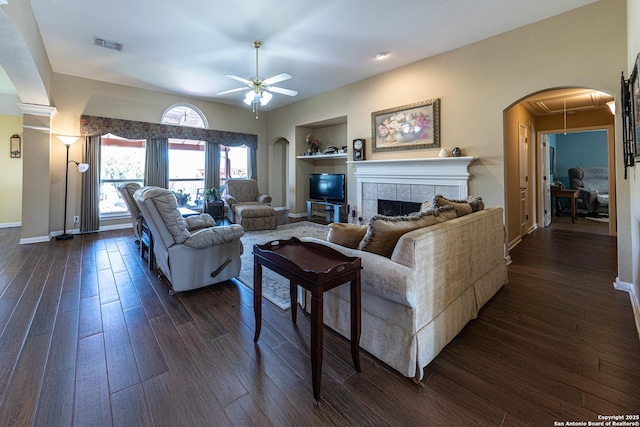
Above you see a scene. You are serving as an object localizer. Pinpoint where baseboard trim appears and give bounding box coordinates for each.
[288,212,307,219]
[614,277,640,342]
[99,223,132,232]
[0,222,21,229]
[19,235,51,244]
[508,236,522,251]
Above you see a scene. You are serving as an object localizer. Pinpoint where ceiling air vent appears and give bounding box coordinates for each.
[93,37,124,52]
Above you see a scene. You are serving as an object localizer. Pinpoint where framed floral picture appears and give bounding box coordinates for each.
[371,98,440,153]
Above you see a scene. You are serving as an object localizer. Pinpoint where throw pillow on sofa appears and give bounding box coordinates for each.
[421,195,484,217]
[327,223,368,249]
[358,206,456,257]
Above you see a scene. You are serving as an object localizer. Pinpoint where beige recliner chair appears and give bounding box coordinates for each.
[134,186,244,293]
[224,179,276,231]
[118,182,143,241]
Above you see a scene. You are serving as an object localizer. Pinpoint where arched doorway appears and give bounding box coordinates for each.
[271,137,290,213]
[504,87,617,249]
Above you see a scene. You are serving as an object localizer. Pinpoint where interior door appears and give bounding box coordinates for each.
[542,135,552,226]
[519,123,529,237]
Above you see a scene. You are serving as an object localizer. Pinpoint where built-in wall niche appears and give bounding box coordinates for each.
[297,116,347,156]
[295,116,348,216]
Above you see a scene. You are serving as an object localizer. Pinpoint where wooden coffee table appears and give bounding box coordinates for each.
[252,237,362,401]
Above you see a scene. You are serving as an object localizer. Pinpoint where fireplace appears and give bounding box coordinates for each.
[378,199,422,216]
[350,157,475,223]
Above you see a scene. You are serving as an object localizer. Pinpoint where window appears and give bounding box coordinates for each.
[99,135,146,215]
[162,104,207,206]
[220,145,249,190]
[168,140,205,206]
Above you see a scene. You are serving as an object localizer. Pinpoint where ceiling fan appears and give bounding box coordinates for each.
[217,41,298,118]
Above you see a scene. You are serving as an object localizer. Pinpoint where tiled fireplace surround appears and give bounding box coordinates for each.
[349,157,475,223]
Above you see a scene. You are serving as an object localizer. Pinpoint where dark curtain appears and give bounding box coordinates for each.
[205,141,221,190]
[80,135,101,232]
[144,138,169,188]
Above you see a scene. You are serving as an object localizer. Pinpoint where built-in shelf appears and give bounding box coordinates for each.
[296,153,347,160]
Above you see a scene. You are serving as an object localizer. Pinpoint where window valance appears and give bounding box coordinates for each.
[80,114,257,149]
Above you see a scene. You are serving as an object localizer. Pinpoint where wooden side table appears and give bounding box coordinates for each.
[252,237,362,401]
[551,186,579,223]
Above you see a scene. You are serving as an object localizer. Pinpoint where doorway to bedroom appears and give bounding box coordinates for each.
[504,87,617,250]
[541,129,612,236]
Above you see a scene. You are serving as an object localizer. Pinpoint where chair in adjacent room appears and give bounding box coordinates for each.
[568,167,609,216]
[224,179,276,231]
[133,186,245,294]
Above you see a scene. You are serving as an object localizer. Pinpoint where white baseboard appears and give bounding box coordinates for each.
[99,223,132,232]
[614,277,640,342]
[19,235,51,244]
[288,212,307,219]
[508,236,522,251]
[0,222,21,229]
[20,224,130,244]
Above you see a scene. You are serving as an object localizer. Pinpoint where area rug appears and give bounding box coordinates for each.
[237,221,329,309]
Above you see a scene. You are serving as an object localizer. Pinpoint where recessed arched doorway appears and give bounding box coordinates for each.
[504,87,617,250]
[271,137,290,222]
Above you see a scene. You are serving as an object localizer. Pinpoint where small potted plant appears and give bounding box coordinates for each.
[172,189,191,206]
[203,187,224,218]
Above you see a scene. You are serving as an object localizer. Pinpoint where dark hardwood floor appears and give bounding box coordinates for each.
[0,221,638,426]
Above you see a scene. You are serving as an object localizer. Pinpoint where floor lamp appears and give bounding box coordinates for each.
[56,136,89,241]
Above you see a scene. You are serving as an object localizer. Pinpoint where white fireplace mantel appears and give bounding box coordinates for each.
[347,157,475,221]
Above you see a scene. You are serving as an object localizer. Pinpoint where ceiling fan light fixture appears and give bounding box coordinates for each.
[260,91,272,106]
[244,91,257,105]
[219,40,296,116]
[243,90,272,107]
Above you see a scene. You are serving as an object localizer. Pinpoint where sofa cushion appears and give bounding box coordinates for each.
[421,195,484,217]
[358,207,456,257]
[327,223,368,249]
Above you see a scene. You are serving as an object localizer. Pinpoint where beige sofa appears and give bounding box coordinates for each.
[303,206,508,379]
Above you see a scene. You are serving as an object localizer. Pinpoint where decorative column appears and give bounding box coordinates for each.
[18,103,57,243]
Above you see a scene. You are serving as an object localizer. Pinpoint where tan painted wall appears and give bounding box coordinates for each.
[268,0,629,278]
[0,115,23,225]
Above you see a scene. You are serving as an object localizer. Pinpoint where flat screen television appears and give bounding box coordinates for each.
[309,173,346,203]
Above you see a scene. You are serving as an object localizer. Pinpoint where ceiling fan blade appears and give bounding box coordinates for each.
[225,74,252,85]
[216,87,248,96]
[263,73,291,86]
[267,86,298,97]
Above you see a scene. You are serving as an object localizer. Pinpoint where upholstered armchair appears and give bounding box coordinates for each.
[118,182,143,241]
[133,186,244,293]
[568,167,609,216]
[224,179,276,231]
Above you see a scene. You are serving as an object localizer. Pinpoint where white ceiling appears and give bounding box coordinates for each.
[3,0,599,110]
